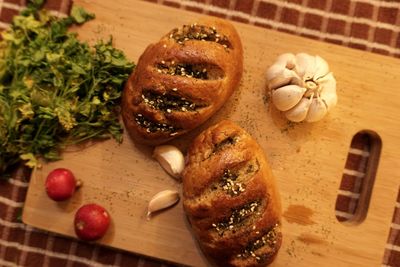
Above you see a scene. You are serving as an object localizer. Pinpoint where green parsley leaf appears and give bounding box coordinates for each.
[70,6,95,24]
[0,4,135,177]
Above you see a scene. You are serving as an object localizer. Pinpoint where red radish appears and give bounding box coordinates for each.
[45,168,79,201]
[74,204,110,241]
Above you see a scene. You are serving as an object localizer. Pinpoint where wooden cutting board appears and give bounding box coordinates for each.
[22,1,400,266]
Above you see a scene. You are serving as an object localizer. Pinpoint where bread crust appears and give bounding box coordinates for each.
[122,18,243,145]
[183,120,282,267]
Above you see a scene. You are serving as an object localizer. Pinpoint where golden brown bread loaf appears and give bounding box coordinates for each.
[122,18,243,145]
[182,120,282,267]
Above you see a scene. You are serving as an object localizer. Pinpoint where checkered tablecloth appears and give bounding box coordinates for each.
[0,0,399,266]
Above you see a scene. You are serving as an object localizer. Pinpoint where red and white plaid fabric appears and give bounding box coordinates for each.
[0,0,399,266]
[146,0,400,58]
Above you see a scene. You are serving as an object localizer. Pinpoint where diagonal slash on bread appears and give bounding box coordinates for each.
[183,120,282,267]
[122,18,243,145]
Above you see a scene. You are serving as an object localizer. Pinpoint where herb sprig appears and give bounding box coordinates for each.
[0,1,135,175]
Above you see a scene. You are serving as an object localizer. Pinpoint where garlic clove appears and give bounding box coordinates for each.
[276,53,296,69]
[268,69,301,90]
[285,97,312,122]
[322,90,338,111]
[266,63,285,82]
[267,54,300,84]
[319,72,337,110]
[153,145,185,179]
[313,55,329,79]
[295,53,316,78]
[147,190,180,219]
[272,85,306,111]
[305,98,328,122]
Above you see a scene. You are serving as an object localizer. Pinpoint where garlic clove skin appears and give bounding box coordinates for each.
[313,55,329,79]
[272,85,307,111]
[153,145,185,179]
[268,69,301,90]
[285,97,312,122]
[266,63,286,82]
[295,53,316,78]
[276,53,296,69]
[147,190,180,219]
[267,53,301,86]
[305,98,328,122]
[268,69,292,90]
[323,91,338,111]
[318,72,337,110]
[266,54,294,80]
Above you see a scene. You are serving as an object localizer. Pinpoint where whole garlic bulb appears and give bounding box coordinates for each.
[266,53,337,122]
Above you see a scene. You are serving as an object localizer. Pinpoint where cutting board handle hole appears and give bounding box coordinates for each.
[335,130,382,225]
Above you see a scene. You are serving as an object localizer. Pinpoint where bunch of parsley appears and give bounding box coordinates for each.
[0,0,134,176]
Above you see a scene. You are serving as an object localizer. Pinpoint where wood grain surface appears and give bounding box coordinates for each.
[22,1,400,266]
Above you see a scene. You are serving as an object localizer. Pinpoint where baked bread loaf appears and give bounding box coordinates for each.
[122,18,243,145]
[182,120,282,267]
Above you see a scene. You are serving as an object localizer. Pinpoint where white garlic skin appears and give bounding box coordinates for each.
[266,53,337,122]
[153,145,185,179]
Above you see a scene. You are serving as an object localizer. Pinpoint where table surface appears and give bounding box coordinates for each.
[0,0,399,267]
